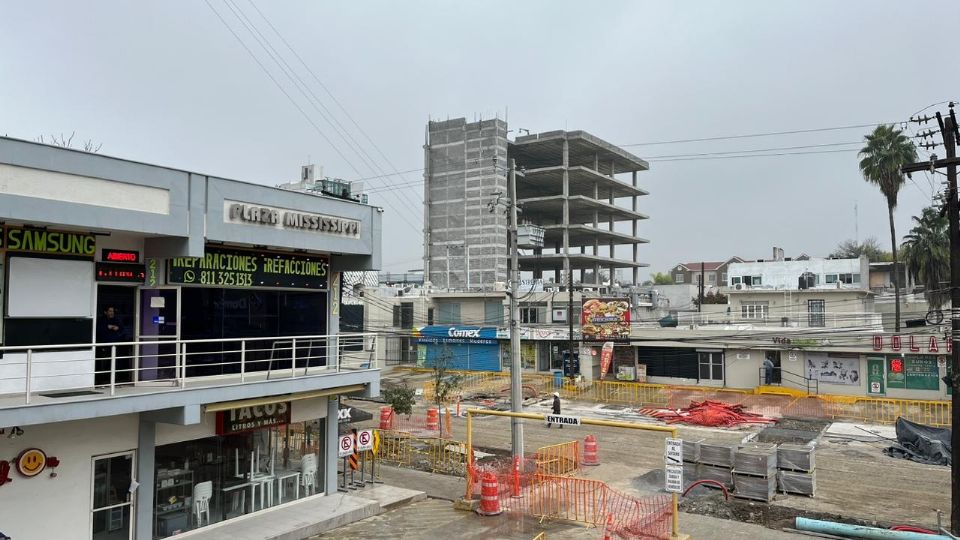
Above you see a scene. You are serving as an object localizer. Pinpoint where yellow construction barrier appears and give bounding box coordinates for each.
[376,431,469,476]
[377,431,414,467]
[426,371,950,427]
[822,396,951,427]
[535,441,580,476]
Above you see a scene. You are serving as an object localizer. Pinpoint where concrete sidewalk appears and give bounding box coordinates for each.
[174,485,425,540]
[366,465,803,539]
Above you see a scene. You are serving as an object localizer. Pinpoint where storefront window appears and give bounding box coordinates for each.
[179,288,327,377]
[153,419,324,538]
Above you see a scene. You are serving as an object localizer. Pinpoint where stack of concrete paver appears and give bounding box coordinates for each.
[732,444,778,502]
[696,442,736,489]
[776,443,816,496]
[681,439,703,489]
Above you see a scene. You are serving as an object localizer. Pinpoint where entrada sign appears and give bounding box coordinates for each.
[216,402,291,435]
[226,202,361,238]
[873,335,952,354]
[4,226,95,258]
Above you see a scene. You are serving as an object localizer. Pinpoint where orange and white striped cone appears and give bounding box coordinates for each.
[583,434,600,466]
[476,472,502,516]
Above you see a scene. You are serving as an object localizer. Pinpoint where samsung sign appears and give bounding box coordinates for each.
[225,201,361,238]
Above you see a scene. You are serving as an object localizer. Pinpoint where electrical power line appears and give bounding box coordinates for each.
[619,121,904,147]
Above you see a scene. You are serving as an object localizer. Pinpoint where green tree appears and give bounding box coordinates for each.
[829,237,892,262]
[650,272,674,285]
[432,344,463,410]
[900,206,949,309]
[381,384,416,417]
[858,124,917,331]
[693,291,728,307]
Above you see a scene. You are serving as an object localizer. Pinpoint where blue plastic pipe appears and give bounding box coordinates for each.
[795,517,950,540]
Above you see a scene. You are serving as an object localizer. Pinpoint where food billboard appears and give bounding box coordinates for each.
[581,298,631,341]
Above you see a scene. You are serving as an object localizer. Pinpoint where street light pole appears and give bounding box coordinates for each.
[508,158,524,462]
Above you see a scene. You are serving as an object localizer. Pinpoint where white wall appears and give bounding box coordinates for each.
[728,257,866,290]
[0,414,139,540]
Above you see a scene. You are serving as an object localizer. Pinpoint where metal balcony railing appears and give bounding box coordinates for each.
[0,332,379,407]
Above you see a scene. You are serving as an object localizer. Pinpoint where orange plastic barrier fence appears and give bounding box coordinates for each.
[388,408,453,438]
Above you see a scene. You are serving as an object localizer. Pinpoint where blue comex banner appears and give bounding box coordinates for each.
[415,326,498,345]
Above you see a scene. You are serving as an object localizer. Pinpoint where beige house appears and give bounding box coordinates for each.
[669,257,743,288]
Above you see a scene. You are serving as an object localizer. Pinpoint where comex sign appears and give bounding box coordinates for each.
[448,328,481,338]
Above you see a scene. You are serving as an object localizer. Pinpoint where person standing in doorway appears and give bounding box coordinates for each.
[96,306,126,386]
[546,392,563,428]
[762,356,775,385]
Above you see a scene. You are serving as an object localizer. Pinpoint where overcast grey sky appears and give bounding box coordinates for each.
[2,1,958,276]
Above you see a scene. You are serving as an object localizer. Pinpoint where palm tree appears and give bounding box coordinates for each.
[901,206,949,309]
[858,124,917,331]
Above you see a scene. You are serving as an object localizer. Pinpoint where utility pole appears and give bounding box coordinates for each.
[699,262,705,313]
[569,260,575,379]
[944,111,959,536]
[508,158,524,462]
[902,106,960,533]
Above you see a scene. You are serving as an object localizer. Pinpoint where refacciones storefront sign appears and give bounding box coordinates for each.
[168,247,329,289]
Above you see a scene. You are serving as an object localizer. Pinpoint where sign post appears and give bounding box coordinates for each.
[665,438,684,493]
[357,429,374,486]
[338,434,355,492]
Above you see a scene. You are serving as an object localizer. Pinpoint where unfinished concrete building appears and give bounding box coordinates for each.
[423,118,649,290]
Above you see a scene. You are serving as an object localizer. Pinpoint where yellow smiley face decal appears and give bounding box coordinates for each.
[16,448,46,477]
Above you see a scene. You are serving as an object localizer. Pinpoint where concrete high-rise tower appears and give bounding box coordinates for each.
[423,117,649,291]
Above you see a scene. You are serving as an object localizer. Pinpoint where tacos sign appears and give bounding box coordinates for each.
[581,298,631,341]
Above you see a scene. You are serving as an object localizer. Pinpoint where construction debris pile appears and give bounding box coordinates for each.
[643,400,778,427]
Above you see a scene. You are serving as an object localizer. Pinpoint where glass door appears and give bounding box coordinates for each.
[137,288,180,382]
[91,451,135,540]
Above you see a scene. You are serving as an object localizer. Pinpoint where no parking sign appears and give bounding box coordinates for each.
[338,434,355,457]
[357,429,375,452]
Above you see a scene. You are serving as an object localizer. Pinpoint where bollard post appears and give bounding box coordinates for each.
[511,455,522,498]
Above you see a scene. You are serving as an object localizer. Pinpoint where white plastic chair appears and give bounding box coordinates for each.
[300,454,318,496]
[193,481,213,527]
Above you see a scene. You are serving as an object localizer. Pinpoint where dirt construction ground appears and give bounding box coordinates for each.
[345,373,950,534]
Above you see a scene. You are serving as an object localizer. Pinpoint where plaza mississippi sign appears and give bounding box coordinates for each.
[225,201,361,238]
[872,334,952,353]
